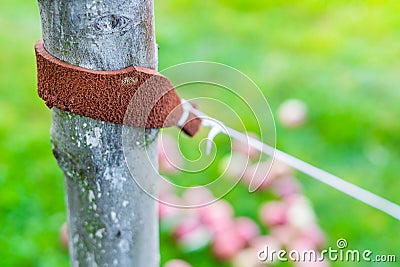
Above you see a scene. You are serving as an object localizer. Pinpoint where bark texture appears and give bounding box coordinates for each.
[37,0,159,266]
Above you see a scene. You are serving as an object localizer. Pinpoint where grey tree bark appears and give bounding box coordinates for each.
[37,0,160,266]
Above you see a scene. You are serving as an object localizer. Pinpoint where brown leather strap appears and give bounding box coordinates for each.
[35,39,200,136]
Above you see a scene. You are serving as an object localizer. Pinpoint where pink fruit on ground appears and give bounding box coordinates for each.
[269,160,293,179]
[231,247,268,267]
[235,217,260,244]
[270,225,299,245]
[198,200,234,234]
[219,154,249,180]
[259,201,288,227]
[174,218,201,240]
[244,160,293,190]
[159,194,188,231]
[286,194,316,231]
[158,135,182,174]
[158,194,183,220]
[60,222,68,250]
[270,176,302,197]
[288,237,318,253]
[175,221,212,252]
[300,224,326,249]
[158,181,175,198]
[277,99,308,129]
[250,235,282,264]
[287,231,328,266]
[212,227,246,261]
[250,235,281,252]
[181,187,214,207]
[164,259,192,267]
[242,161,274,191]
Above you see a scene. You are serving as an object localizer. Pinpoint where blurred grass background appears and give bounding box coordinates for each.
[1,0,400,266]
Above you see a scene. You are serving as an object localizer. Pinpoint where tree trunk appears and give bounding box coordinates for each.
[37,0,159,266]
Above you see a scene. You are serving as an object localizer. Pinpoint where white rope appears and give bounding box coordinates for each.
[177,99,192,127]
[184,100,400,220]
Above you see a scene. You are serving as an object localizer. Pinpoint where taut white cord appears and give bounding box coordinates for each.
[177,99,192,127]
[184,99,400,221]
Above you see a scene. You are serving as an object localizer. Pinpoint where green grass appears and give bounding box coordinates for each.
[1,0,400,266]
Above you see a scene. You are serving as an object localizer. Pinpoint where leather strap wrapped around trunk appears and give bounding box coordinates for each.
[35,39,200,137]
